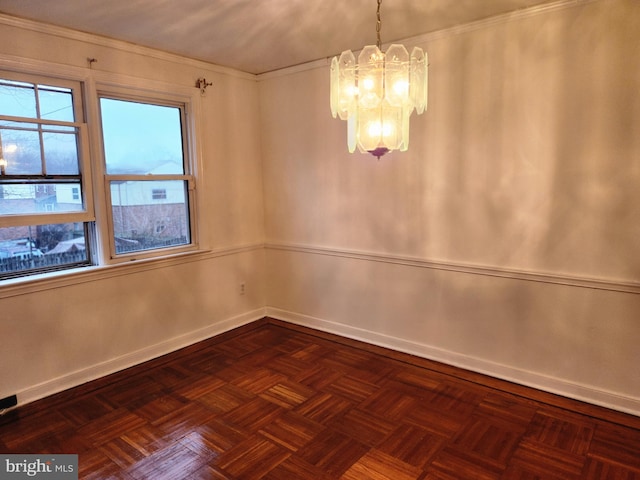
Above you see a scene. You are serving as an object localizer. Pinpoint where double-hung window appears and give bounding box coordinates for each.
[98,96,195,258]
[0,71,93,279]
[0,69,198,281]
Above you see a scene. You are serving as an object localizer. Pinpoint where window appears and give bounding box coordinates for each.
[151,189,167,200]
[0,69,199,281]
[99,96,194,257]
[0,72,92,279]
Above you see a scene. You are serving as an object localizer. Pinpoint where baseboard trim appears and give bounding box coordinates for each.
[266,307,640,419]
[14,308,267,409]
[12,307,639,422]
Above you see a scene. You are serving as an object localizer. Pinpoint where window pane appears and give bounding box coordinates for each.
[101,98,184,175]
[38,85,74,122]
[0,80,74,122]
[0,74,89,279]
[110,180,190,254]
[1,124,81,175]
[0,222,89,278]
[0,80,37,118]
[43,131,79,175]
[1,128,41,175]
[0,183,83,214]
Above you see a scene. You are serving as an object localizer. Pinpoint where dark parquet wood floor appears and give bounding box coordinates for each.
[1,318,639,479]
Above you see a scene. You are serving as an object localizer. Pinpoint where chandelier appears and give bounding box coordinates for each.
[330,0,428,159]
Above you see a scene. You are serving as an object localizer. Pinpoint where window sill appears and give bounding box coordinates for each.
[0,248,215,299]
[0,243,265,299]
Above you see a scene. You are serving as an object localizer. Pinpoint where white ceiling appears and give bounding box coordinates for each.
[0,0,561,74]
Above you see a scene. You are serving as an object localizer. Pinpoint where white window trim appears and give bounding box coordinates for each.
[95,89,200,263]
[0,69,95,229]
[0,54,208,285]
[88,79,205,265]
[0,118,95,228]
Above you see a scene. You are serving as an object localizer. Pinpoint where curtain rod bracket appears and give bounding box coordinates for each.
[196,77,212,96]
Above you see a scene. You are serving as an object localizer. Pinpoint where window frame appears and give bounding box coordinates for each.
[0,70,96,279]
[0,60,204,284]
[0,71,96,229]
[95,89,200,264]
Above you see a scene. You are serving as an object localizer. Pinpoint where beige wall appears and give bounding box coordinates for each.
[0,18,266,403]
[260,0,640,414]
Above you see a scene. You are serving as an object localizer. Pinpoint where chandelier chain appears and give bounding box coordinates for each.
[376,0,382,49]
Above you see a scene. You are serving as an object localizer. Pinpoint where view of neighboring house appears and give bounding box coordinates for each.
[0,183,81,216]
[110,162,189,246]
[0,183,84,264]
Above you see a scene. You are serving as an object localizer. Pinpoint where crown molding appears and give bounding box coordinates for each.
[258,0,598,81]
[0,13,256,81]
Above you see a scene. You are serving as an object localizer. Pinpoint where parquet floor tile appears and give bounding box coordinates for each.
[450,416,522,469]
[197,383,255,414]
[504,439,587,479]
[77,448,127,480]
[230,367,287,395]
[174,374,226,400]
[426,445,505,480]
[405,401,470,438]
[587,422,640,473]
[296,428,370,478]
[324,374,380,403]
[258,380,314,409]
[258,410,325,452]
[215,436,290,479]
[262,455,334,480]
[1,318,639,479]
[96,375,165,409]
[117,424,169,458]
[340,448,424,480]
[129,393,189,422]
[78,408,147,447]
[294,391,353,424]
[377,423,446,469]
[523,410,595,455]
[151,402,218,441]
[293,363,343,390]
[360,386,420,421]
[582,457,640,480]
[57,395,116,427]
[125,441,210,480]
[221,397,284,432]
[0,409,72,450]
[474,392,538,429]
[191,417,250,454]
[329,408,397,447]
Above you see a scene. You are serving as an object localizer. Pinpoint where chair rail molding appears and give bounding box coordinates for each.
[265,242,640,295]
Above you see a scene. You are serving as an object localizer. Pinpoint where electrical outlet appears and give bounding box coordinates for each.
[239,282,245,295]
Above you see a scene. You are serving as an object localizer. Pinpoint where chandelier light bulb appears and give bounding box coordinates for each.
[392,80,409,96]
